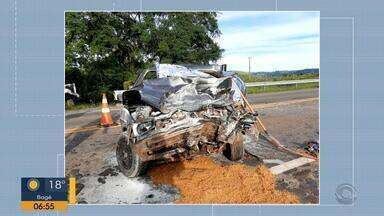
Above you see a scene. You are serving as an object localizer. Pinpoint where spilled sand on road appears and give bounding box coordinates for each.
[148,156,299,204]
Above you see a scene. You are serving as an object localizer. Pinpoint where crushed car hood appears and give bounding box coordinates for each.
[123,76,234,113]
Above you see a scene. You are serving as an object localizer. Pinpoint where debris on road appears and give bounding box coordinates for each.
[269,157,315,175]
[149,156,299,204]
[77,171,178,204]
[304,140,319,157]
[65,83,80,107]
[65,96,319,204]
[240,91,317,160]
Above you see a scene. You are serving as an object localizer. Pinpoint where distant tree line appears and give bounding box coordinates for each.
[65,12,223,103]
[237,69,319,83]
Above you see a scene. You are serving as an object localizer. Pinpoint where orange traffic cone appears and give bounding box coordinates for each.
[100,93,113,127]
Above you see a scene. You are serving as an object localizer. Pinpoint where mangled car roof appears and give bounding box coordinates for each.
[123,64,243,113]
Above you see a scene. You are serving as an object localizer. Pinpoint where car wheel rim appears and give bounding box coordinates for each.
[118,141,133,170]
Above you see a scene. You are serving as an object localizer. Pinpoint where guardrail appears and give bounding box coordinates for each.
[245,79,319,87]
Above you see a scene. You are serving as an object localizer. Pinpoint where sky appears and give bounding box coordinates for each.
[216,11,319,72]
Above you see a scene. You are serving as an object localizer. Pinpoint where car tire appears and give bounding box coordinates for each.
[223,132,245,161]
[116,134,147,177]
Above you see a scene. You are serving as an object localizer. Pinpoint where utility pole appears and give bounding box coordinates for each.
[248,57,251,73]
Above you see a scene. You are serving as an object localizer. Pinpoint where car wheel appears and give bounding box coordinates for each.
[116,134,147,177]
[223,132,245,161]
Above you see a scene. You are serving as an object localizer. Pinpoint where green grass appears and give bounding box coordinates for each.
[236,71,318,83]
[246,82,319,94]
[65,103,100,111]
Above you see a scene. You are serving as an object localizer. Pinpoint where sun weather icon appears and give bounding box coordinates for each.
[26,178,40,191]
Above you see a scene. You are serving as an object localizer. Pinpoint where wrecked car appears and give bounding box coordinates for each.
[116,64,259,177]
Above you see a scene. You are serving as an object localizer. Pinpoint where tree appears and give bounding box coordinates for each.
[65,12,223,103]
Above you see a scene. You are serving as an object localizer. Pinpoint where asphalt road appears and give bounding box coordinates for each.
[65,89,319,129]
[65,109,120,130]
[65,97,319,204]
[246,89,318,105]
